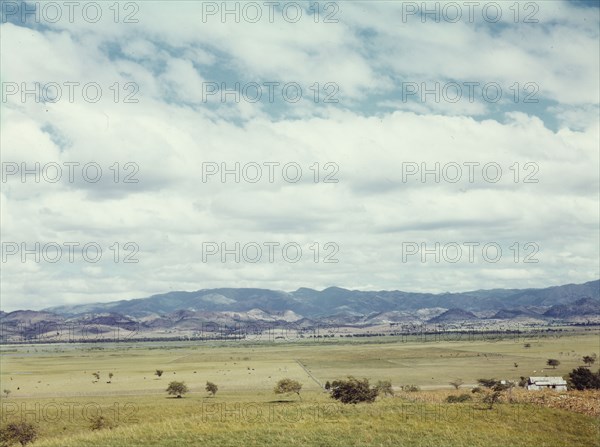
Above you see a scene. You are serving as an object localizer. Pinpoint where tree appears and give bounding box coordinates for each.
[329,377,379,404]
[482,389,502,409]
[107,373,114,383]
[324,381,331,390]
[205,381,218,396]
[449,378,464,390]
[375,380,394,397]
[155,369,164,378]
[583,355,596,367]
[547,359,560,369]
[166,381,188,398]
[568,367,600,390]
[2,390,10,399]
[274,379,302,400]
[481,382,513,410]
[477,378,500,389]
[0,421,38,446]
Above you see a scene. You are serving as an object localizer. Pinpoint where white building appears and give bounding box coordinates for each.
[526,376,567,391]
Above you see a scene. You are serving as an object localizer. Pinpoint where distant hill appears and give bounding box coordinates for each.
[543,297,600,318]
[0,310,62,323]
[491,308,544,319]
[428,308,479,323]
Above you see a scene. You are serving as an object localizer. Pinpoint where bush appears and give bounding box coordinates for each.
[375,380,394,397]
[477,378,500,389]
[446,394,472,403]
[493,382,514,392]
[205,381,218,396]
[471,387,482,393]
[330,377,379,404]
[482,390,503,409]
[568,367,600,390]
[89,415,115,431]
[401,385,420,392]
[0,421,38,446]
[274,379,302,400]
[166,381,188,398]
[475,381,514,409]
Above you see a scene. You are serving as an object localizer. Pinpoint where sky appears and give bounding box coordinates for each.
[0,1,599,311]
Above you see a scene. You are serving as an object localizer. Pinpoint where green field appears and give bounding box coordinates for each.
[1,331,599,446]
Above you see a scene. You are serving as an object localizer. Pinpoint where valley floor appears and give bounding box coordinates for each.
[1,331,598,446]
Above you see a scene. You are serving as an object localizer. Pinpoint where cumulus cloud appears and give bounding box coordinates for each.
[0,1,598,310]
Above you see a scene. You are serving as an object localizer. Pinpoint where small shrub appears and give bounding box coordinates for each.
[482,390,502,409]
[477,378,500,389]
[89,415,115,431]
[446,394,472,403]
[401,385,420,392]
[0,421,38,446]
[375,380,394,397]
[274,379,302,400]
[205,381,218,396]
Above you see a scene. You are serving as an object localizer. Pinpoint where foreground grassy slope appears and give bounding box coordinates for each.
[26,397,600,447]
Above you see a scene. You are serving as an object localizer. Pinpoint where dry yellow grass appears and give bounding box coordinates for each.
[510,388,600,417]
[396,388,600,417]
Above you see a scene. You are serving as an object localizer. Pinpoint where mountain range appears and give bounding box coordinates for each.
[1,280,598,342]
[41,279,600,318]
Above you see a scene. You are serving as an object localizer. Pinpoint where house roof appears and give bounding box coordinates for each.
[528,376,567,385]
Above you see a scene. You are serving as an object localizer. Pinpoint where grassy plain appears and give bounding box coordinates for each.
[1,329,598,446]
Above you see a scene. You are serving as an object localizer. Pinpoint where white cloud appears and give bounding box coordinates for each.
[0,1,598,311]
